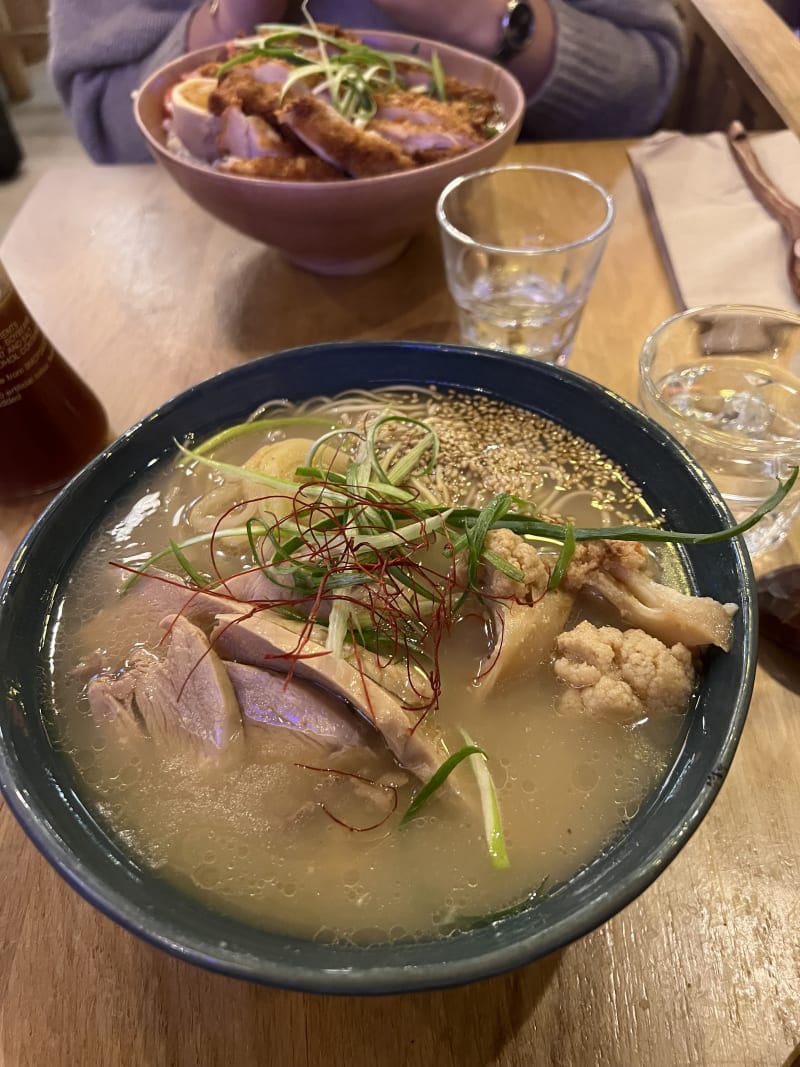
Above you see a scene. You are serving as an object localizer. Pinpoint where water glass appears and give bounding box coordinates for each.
[435,164,614,365]
[639,305,800,557]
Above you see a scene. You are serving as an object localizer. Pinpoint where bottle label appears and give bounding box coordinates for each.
[0,290,56,409]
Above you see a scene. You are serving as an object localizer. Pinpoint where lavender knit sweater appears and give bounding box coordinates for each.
[50,0,685,164]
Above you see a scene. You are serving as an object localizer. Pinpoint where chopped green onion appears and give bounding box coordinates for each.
[401,745,485,824]
[481,547,525,584]
[464,493,515,589]
[168,539,209,587]
[444,466,798,548]
[548,520,575,591]
[326,598,350,657]
[461,877,549,928]
[120,526,251,590]
[431,51,446,102]
[365,414,439,486]
[192,416,335,457]
[245,516,271,566]
[460,728,509,869]
[175,441,352,507]
[218,14,443,126]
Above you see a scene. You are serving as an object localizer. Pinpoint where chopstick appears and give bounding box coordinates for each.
[726,120,800,301]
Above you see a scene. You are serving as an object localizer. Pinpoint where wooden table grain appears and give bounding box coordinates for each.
[1,141,799,1067]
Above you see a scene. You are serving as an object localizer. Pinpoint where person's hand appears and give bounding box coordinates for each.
[371,0,557,99]
[188,0,288,51]
[369,0,509,56]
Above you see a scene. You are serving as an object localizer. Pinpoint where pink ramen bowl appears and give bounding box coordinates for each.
[134,32,525,276]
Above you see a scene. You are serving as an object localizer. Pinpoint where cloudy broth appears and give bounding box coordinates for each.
[49,389,686,943]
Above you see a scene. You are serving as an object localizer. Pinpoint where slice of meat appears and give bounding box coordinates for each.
[225,661,371,752]
[88,616,244,759]
[209,69,285,124]
[277,94,415,177]
[250,59,294,85]
[217,106,296,160]
[372,89,486,143]
[221,154,346,181]
[138,615,244,752]
[368,119,476,162]
[441,76,499,125]
[87,661,146,739]
[119,568,249,634]
[210,611,445,782]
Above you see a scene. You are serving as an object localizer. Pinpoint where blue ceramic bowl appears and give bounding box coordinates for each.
[0,342,756,994]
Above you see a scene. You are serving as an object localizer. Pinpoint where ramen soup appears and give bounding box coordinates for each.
[50,389,737,944]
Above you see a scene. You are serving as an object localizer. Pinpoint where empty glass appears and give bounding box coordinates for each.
[436,164,614,365]
[639,305,800,557]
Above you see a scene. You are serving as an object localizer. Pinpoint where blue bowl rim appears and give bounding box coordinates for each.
[0,341,757,994]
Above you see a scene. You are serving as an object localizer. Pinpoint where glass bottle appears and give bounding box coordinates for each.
[0,262,109,498]
[0,88,23,181]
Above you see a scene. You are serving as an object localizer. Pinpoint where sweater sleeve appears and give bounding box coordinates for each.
[50,0,197,164]
[524,0,686,139]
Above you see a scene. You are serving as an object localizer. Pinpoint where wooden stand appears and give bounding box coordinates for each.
[0,0,49,102]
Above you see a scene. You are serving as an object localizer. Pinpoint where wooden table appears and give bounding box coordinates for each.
[1,141,799,1067]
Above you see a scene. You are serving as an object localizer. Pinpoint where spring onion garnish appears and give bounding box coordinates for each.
[168,539,210,587]
[548,520,576,591]
[445,465,798,548]
[401,745,485,824]
[430,51,446,102]
[460,729,509,869]
[366,414,439,486]
[118,526,253,590]
[463,493,516,589]
[216,2,446,128]
[461,877,550,928]
[191,416,336,458]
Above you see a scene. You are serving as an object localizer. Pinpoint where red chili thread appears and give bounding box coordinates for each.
[295,763,398,832]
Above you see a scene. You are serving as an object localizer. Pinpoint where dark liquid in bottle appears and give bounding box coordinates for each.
[0,270,108,498]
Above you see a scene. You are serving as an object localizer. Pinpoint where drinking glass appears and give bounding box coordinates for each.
[639,305,800,557]
[436,164,614,365]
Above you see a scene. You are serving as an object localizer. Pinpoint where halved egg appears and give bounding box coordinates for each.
[169,77,221,163]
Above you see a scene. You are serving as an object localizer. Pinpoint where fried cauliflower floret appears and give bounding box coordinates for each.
[565,539,649,584]
[481,529,549,601]
[554,621,695,724]
[562,540,736,651]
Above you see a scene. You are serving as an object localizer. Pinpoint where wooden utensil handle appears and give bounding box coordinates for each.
[727,120,800,241]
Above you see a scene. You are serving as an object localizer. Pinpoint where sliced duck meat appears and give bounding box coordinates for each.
[89,616,244,758]
[219,567,273,602]
[225,661,371,752]
[119,567,249,634]
[211,611,445,782]
[87,655,149,737]
[277,94,415,177]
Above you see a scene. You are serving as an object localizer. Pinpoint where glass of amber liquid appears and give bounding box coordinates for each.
[0,263,109,498]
